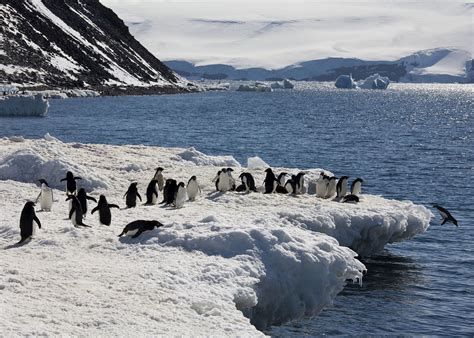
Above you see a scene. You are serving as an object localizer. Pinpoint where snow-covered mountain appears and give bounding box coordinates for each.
[0,0,193,94]
[165,48,473,83]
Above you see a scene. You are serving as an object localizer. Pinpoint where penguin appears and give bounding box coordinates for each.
[145,179,159,205]
[284,175,298,194]
[351,178,364,195]
[77,188,97,217]
[238,173,258,192]
[336,176,349,199]
[295,172,306,194]
[118,220,164,239]
[217,170,231,192]
[91,195,120,226]
[433,205,458,226]
[36,179,53,211]
[275,172,288,193]
[316,172,328,198]
[263,168,278,194]
[60,171,81,195]
[18,201,41,244]
[186,176,200,201]
[325,177,337,199]
[341,194,359,203]
[161,179,177,206]
[212,170,222,191]
[66,195,90,227]
[153,167,165,191]
[124,182,142,208]
[174,182,187,208]
[226,168,236,191]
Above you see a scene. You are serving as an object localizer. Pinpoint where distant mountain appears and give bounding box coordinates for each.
[165,48,473,84]
[0,0,195,94]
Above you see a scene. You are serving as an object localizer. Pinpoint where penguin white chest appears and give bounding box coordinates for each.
[175,187,187,208]
[125,229,139,237]
[151,184,159,204]
[40,188,53,211]
[187,181,199,199]
[71,211,77,226]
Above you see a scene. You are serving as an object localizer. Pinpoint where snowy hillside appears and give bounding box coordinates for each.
[165,48,473,83]
[0,137,432,334]
[0,0,193,94]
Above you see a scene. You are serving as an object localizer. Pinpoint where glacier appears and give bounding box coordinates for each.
[0,136,432,335]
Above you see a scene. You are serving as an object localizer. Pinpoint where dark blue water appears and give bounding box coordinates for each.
[1,82,473,335]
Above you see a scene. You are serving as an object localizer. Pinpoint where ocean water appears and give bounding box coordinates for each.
[1,82,473,335]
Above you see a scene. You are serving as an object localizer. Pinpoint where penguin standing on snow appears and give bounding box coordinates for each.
[77,188,97,217]
[238,173,258,192]
[316,172,328,198]
[325,177,337,199]
[153,167,165,191]
[124,182,142,208]
[145,179,159,205]
[263,168,278,194]
[217,170,231,192]
[60,171,81,195]
[118,220,164,239]
[161,179,177,206]
[295,172,306,194]
[336,176,349,199]
[284,175,298,194]
[433,205,458,226]
[36,179,53,211]
[276,172,289,194]
[91,195,120,226]
[226,168,236,191]
[18,201,41,244]
[174,182,187,208]
[212,170,222,191]
[186,176,200,201]
[351,178,364,195]
[66,195,90,227]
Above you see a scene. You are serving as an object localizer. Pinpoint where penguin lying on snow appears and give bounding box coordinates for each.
[66,195,91,227]
[118,220,164,239]
[433,205,458,226]
[36,179,53,211]
[341,194,359,203]
[18,201,41,244]
[60,171,81,195]
[91,195,119,226]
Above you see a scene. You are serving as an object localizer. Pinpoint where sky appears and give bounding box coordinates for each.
[101,0,473,69]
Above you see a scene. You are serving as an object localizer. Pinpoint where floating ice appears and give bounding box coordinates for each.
[358,73,390,89]
[0,94,49,116]
[334,74,357,89]
[237,82,273,92]
[270,79,294,89]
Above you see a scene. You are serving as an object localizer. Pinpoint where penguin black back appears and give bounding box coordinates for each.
[145,179,159,205]
[91,195,119,226]
[118,220,164,238]
[124,182,141,208]
[161,179,177,205]
[66,195,90,227]
[60,171,81,194]
[433,204,458,226]
[77,188,97,215]
[18,201,41,244]
[263,168,277,193]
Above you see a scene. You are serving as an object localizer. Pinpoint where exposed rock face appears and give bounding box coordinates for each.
[0,0,194,94]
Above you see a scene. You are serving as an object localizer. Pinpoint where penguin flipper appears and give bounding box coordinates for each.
[87,196,97,203]
[118,230,125,237]
[109,204,120,209]
[441,218,447,225]
[60,177,67,182]
[33,215,42,229]
[75,177,82,180]
[91,206,99,214]
[69,207,75,220]
[137,193,142,202]
[132,228,145,239]
[35,192,41,203]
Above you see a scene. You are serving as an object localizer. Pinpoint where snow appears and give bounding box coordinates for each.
[0,94,49,116]
[0,137,433,335]
[335,74,356,89]
[247,156,269,169]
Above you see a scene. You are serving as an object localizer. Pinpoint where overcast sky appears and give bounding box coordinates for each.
[101,0,472,68]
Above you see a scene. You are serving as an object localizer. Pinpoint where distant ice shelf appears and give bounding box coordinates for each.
[0,94,49,116]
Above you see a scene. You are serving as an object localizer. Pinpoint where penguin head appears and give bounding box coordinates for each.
[239,173,245,179]
[178,182,185,188]
[99,195,107,203]
[66,171,74,178]
[24,201,36,208]
[155,167,164,173]
[265,168,273,173]
[190,176,196,181]
[150,220,163,229]
[65,194,76,201]
[221,168,227,173]
[226,168,234,172]
[38,179,49,187]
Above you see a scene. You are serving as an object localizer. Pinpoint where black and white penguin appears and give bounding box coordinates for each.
[36,179,53,211]
[161,179,177,206]
[212,169,223,191]
[341,194,359,203]
[145,179,159,205]
[275,172,288,193]
[77,188,97,217]
[284,175,298,194]
[124,182,142,208]
[351,178,364,195]
[66,195,90,227]
[226,168,236,191]
[118,220,164,239]
[336,176,349,199]
[326,177,337,199]
[263,168,278,194]
[18,201,41,244]
[60,171,81,195]
[217,170,231,192]
[295,172,306,194]
[186,176,200,201]
[91,195,120,226]
[174,182,187,208]
[153,167,165,191]
[316,172,328,198]
[238,173,258,192]
[433,205,458,226]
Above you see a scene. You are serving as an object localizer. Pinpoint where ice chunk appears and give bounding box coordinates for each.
[334,74,357,89]
[358,73,390,89]
[247,156,269,169]
[237,82,273,92]
[270,79,295,89]
[0,94,49,116]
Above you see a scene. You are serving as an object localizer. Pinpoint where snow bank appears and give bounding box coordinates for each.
[270,79,294,89]
[0,94,49,116]
[247,156,269,169]
[358,73,390,89]
[237,82,273,92]
[334,74,357,89]
[177,147,240,167]
[0,138,433,335]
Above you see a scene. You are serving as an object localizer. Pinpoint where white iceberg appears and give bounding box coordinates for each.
[247,156,269,169]
[237,82,273,92]
[334,74,357,89]
[0,138,432,335]
[358,73,390,89]
[270,79,295,89]
[0,94,49,116]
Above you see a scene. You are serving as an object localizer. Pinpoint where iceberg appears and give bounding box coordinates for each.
[270,79,295,89]
[358,73,390,89]
[237,82,273,92]
[334,74,357,89]
[0,137,432,335]
[0,94,49,116]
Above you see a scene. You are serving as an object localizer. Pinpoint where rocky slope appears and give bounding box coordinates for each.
[0,0,195,94]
